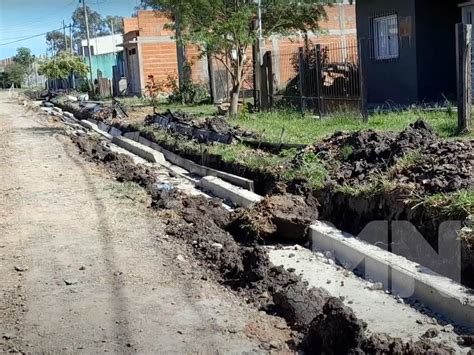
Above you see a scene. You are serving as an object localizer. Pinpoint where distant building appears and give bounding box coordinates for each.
[79,34,125,83]
[79,34,123,56]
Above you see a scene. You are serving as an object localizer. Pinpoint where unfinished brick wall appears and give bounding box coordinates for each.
[122,4,357,94]
[141,42,179,85]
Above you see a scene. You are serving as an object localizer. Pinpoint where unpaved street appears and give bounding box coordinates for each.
[0,93,290,353]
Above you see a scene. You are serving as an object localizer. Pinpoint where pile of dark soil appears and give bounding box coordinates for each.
[300,119,473,193]
[145,110,253,138]
[227,191,319,245]
[157,188,454,354]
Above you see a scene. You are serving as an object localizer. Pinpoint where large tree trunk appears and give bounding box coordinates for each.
[229,55,244,117]
[230,83,241,117]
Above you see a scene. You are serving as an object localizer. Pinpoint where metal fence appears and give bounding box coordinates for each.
[269,39,363,116]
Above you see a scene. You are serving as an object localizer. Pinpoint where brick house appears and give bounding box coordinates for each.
[122,3,357,96]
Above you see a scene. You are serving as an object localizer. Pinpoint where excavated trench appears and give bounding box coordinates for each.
[68,131,460,353]
[54,99,473,288]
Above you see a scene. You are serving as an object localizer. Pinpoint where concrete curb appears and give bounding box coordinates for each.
[112,136,166,164]
[197,176,262,208]
[137,136,255,191]
[310,221,474,330]
[79,120,113,140]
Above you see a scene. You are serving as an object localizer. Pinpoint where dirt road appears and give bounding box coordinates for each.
[0,93,290,353]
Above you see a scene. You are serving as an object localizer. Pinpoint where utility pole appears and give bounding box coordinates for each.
[69,24,73,54]
[111,19,116,55]
[63,20,67,51]
[83,0,94,84]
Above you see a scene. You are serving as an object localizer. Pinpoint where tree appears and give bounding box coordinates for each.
[13,47,34,68]
[4,62,27,87]
[4,47,35,87]
[72,5,110,41]
[38,52,89,81]
[46,30,72,55]
[105,15,124,34]
[144,0,328,116]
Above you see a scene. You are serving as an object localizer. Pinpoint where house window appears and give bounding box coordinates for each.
[373,14,399,60]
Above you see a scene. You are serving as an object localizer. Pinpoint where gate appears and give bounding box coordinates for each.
[263,39,365,116]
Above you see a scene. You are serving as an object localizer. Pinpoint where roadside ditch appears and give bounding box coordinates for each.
[67,129,463,353]
[53,98,473,289]
[28,94,474,351]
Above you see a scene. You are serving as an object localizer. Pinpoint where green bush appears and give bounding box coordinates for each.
[167,75,209,105]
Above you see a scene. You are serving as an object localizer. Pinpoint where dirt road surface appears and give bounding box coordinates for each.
[0,93,291,353]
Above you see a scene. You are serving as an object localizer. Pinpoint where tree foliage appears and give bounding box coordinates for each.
[13,47,34,68]
[3,47,35,87]
[38,52,89,80]
[72,5,110,40]
[4,62,27,86]
[144,0,328,116]
[46,30,72,55]
[105,15,124,34]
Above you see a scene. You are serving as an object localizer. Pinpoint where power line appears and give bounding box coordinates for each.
[0,0,77,30]
[0,28,63,47]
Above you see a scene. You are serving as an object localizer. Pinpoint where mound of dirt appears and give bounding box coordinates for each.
[227,193,319,244]
[301,297,367,353]
[146,110,253,138]
[300,119,473,193]
[69,130,457,354]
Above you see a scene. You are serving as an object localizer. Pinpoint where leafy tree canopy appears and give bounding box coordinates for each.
[46,30,72,55]
[38,52,89,80]
[13,47,34,68]
[4,62,27,86]
[72,5,111,40]
[144,0,329,116]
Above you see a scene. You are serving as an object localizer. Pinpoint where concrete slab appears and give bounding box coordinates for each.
[112,136,166,164]
[109,127,122,137]
[310,221,474,330]
[97,122,110,133]
[197,176,262,208]
[268,246,468,353]
[138,136,254,191]
[124,131,140,141]
[63,112,75,120]
[79,120,113,140]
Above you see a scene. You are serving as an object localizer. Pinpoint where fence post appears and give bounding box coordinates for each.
[261,52,269,110]
[207,53,217,104]
[456,23,472,133]
[315,44,323,117]
[267,50,274,111]
[253,29,262,112]
[298,47,306,115]
[358,39,369,122]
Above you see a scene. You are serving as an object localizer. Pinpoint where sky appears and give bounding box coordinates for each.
[0,0,140,58]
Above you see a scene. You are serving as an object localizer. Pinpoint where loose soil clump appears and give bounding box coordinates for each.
[227,190,319,245]
[145,110,254,139]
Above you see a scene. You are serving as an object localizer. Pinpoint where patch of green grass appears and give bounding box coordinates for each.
[421,190,474,218]
[115,96,217,116]
[387,150,423,178]
[230,108,473,144]
[282,152,327,189]
[105,181,148,203]
[208,143,292,172]
[158,103,217,116]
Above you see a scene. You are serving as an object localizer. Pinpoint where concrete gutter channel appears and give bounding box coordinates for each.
[46,104,473,347]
